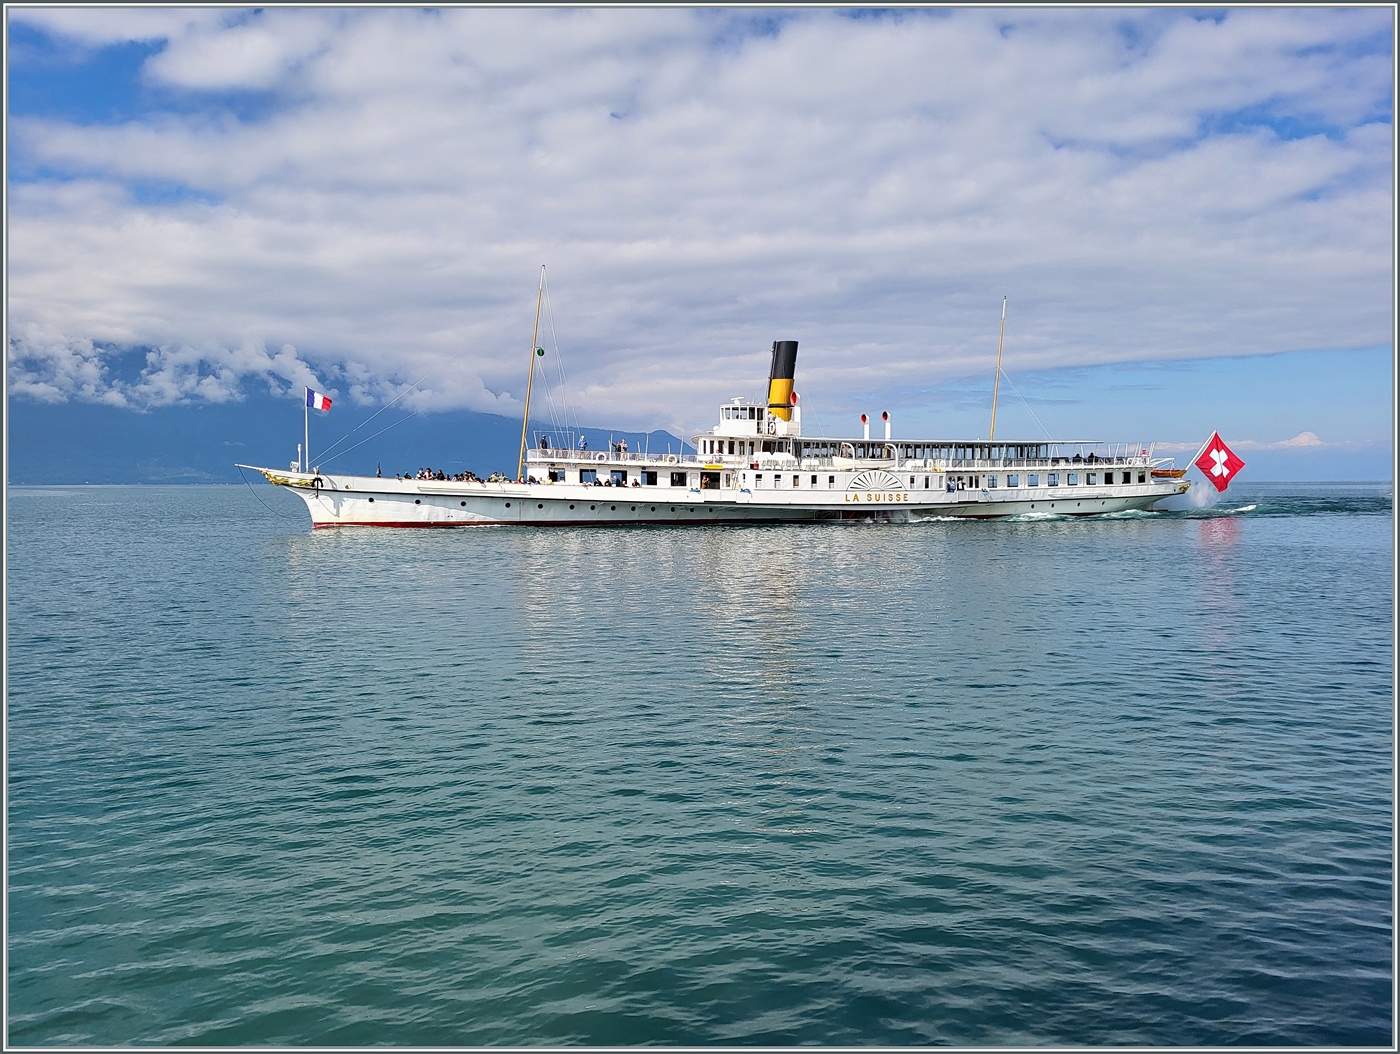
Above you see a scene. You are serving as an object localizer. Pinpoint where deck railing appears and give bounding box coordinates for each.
[527,449,700,464]
[527,450,1165,471]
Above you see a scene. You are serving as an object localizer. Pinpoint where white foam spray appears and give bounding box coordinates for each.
[1155,460,1228,513]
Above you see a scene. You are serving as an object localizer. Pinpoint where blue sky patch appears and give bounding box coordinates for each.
[7,23,164,125]
[7,20,284,133]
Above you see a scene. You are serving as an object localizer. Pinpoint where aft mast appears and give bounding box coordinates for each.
[989,296,1007,441]
[516,266,546,481]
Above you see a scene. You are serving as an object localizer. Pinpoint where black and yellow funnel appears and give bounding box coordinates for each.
[766,340,798,421]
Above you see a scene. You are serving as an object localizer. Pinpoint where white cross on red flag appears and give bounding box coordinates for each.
[1193,431,1245,492]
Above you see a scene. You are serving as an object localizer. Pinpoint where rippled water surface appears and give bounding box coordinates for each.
[7,482,1392,1045]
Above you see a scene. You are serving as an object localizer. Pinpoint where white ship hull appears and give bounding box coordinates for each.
[248,466,1186,528]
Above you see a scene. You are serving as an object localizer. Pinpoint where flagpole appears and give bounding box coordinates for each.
[516,266,546,481]
[1190,432,1217,470]
[989,296,1007,441]
[304,391,310,472]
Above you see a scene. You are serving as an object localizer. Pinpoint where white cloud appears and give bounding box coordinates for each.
[1272,430,1323,448]
[144,11,337,90]
[11,7,230,47]
[6,8,1393,438]
[1156,431,1337,453]
[6,321,125,406]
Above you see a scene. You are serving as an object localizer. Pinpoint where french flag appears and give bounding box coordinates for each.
[306,387,332,411]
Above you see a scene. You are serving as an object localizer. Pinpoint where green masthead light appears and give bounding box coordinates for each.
[536,347,545,356]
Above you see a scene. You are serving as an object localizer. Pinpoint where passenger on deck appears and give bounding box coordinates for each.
[579,435,588,451]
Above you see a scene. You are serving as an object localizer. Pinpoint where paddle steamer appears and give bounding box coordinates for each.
[247,336,1190,527]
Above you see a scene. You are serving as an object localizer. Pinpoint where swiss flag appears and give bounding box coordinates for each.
[1193,432,1245,493]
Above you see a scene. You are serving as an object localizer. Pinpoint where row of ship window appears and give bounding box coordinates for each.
[744,471,1148,488]
[701,438,1072,461]
[978,471,1146,488]
[698,437,1146,473]
[548,469,689,486]
[541,468,1149,488]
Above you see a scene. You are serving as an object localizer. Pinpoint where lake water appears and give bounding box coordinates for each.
[6,481,1392,1045]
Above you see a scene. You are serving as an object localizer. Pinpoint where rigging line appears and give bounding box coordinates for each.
[535,350,568,444]
[314,375,430,461]
[538,371,569,449]
[531,272,556,436]
[536,306,566,438]
[538,272,564,435]
[538,333,566,441]
[527,295,558,442]
[537,369,559,436]
[542,273,581,439]
[236,464,290,521]
[316,412,419,467]
[537,332,576,448]
[996,368,1054,442]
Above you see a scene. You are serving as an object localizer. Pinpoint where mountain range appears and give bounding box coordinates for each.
[6,395,687,485]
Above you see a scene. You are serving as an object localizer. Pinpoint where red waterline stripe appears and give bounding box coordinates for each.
[309,515,823,529]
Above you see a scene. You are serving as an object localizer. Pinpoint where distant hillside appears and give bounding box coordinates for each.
[6,395,688,484]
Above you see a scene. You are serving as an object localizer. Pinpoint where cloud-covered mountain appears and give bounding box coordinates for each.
[6,392,685,485]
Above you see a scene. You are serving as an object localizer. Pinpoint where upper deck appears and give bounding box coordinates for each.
[528,437,1162,472]
[526,395,1168,476]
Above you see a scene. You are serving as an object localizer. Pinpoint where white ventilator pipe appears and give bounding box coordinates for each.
[861,413,869,441]
[882,411,891,440]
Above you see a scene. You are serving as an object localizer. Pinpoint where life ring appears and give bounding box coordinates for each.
[595,451,607,461]
[665,454,678,464]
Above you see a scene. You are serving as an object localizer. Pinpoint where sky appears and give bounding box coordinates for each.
[6,7,1395,472]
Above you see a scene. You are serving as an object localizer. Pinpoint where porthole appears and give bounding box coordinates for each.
[630,506,636,511]
[651,507,656,512]
[368,497,374,503]
[505,502,511,508]
[590,505,596,511]
[460,501,466,506]
[569,504,575,510]
[610,505,616,511]
[415,499,421,504]
[537,503,544,509]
